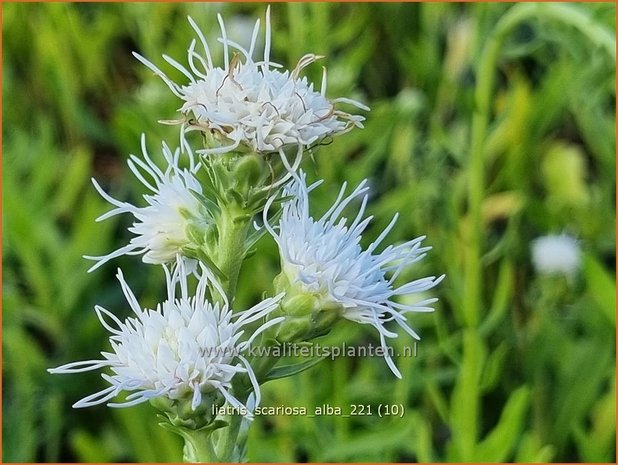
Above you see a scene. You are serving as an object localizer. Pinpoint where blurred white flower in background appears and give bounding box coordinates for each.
[531,233,581,276]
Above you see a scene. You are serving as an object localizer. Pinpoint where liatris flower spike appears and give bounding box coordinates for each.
[49,5,441,461]
[133,7,368,170]
[49,257,284,423]
[265,172,444,378]
[85,135,207,272]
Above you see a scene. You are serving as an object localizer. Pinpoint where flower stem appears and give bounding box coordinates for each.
[216,207,251,302]
[181,429,218,463]
[214,413,245,462]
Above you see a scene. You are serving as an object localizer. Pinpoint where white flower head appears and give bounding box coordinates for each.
[133,7,368,166]
[85,135,206,272]
[265,172,444,378]
[531,233,581,276]
[49,258,284,418]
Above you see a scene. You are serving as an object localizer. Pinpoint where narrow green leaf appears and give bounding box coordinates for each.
[583,253,616,325]
[448,329,486,461]
[474,386,530,461]
[264,357,326,382]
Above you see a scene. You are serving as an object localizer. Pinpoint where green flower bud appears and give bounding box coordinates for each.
[272,273,343,342]
[185,220,215,248]
[150,389,225,430]
[273,272,291,294]
[233,153,269,193]
[281,293,321,317]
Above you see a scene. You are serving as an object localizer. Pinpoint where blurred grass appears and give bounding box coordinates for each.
[2,2,616,462]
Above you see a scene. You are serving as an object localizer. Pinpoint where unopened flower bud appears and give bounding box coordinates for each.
[233,153,269,193]
[151,390,225,430]
[273,268,348,342]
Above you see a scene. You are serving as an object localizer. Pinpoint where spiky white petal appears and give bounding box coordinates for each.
[265,173,444,378]
[49,258,283,418]
[85,135,206,272]
[133,7,368,160]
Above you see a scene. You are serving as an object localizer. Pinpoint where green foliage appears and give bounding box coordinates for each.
[3,2,615,462]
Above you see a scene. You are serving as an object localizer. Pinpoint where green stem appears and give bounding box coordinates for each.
[214,413,245,462]
[212,344,282,461]
[207,204,253,462]
[211,200,254,462]
[181,429,218,463]
[216,207,251,302]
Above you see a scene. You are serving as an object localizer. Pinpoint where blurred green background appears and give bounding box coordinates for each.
[3,2,616,462]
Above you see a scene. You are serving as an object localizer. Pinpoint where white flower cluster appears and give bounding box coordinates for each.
[265,172,444,377]
[50,258,283,415]
[85,135,205,272]
[133,6,368,161]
